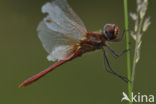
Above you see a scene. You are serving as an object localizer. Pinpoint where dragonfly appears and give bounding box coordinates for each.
[19,0,129,88]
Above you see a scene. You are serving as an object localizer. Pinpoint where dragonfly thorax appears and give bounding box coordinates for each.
[86,32,106,44]
[78,32,106,54]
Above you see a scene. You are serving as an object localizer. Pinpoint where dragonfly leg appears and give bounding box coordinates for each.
[106,45,130,59]
[102,49,130,83]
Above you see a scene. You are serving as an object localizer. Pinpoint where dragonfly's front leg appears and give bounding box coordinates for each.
[106,45,129,59]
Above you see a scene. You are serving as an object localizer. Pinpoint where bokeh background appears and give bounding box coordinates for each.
[0,0,155,104]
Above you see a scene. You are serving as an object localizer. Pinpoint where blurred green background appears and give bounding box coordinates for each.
[0,0,155,104]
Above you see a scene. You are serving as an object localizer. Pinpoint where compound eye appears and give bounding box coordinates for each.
[114,25,119,36]
[104,24,119,40]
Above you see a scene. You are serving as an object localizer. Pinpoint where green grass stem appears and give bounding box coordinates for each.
[123,0,132,104]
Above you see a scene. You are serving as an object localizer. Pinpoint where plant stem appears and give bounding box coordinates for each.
[123,0,132,104]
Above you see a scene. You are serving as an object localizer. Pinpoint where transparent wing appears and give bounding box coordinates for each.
[37,0,87,61]
[47,45,73,61]
[53,0,86,30]
[37,21,76,61]
[42,0,87,40]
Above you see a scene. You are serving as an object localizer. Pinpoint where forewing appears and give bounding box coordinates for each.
[42,0,87,40]
[53,0,86,31]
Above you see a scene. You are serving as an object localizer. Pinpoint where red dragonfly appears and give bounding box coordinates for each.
[19,0,129,88]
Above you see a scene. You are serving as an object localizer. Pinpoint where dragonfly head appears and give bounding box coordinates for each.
[103,24,119,40]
